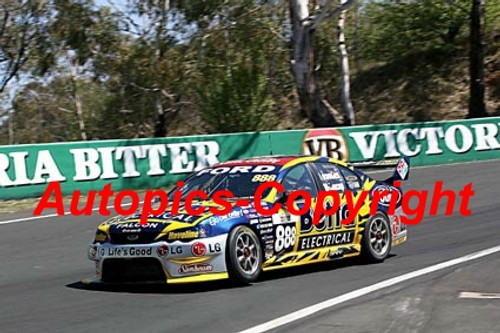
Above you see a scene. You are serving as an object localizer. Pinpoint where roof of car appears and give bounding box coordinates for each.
[211,155,345,167]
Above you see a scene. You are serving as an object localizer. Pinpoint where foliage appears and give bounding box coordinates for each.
[359,0,471,61]
[0,0,499,144]
[197,61,276,133]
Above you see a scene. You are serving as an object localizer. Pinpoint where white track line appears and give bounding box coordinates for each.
[238,244,500,333]
[459,291,500,299]
[0,202,138,225]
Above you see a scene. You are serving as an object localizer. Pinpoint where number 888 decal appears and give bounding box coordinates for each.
[275,224,296,252]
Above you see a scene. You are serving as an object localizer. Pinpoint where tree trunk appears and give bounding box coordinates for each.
[353,0,361,73]
[153,0,169,137]
[69,57,88,141]
[337,2,355,125]
[468,0,486,118]
[290,0,341,127]
[154,92,166,137]
[8,111,14,145]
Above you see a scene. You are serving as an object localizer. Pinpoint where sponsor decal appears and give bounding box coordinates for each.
[265,249,274,259]
[274,224,296,252]
[251,174,277,182]
[324,183,345,191]
[114,222,159,229]
[391,215,401,237]
[207,216,225,226]
[319,171,342,181]
[243,157,282,164]
[373,185,401,207]
[346,176,361,189]
[126,234,139,241]
[171,246,183,254]
[303,128,349,161]
[120,228,140,233]
[207,210,244,225]
[279,211,287,223]
[199,228,207,238]
[89,245,98,258]
[347,181,360,189]
[259,227,273,235]
[298,231,354,250]
[300,205,349,233]
[191,242,206,256]
[158,245,182,256]
[168,230,199,240]
[196,165,277,177]
[272,211,292,225]
[261,235,274,241]
[225,210,244,219]
[256,222,273,229]
[397,159,409,179]
[208,243,222,253]
[157,244,169,257]
[327,248,343,259]
[178,263,213,274]
[104,247,153,257]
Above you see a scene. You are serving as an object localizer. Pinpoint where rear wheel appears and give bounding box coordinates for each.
[361,212,392,263]
[226,225,262,284]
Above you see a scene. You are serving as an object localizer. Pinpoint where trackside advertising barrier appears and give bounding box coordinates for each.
[1,117,500,200]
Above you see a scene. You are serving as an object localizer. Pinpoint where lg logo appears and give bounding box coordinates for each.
[191,242,206,256]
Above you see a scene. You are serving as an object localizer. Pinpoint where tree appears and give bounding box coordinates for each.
[11,77,110,143]
[360,1,470,61]
[197,61,275,133]
[445,0,487,118]
[0,1,50,93]
[289,0,354,127]
[360,0,489,119]
[468,0,487,118]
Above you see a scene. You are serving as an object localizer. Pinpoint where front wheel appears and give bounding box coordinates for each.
[226,225,262,284]
[361,212,392,263]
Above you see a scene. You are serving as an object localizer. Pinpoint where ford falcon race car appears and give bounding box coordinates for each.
[85,155,409,285]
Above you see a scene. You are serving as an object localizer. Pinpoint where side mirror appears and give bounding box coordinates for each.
[275,190,292,205]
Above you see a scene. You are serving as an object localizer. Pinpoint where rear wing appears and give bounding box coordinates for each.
[351,156,410,184]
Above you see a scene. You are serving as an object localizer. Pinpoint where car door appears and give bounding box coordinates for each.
[270,163,319,255]
[278,162,355,251]
[303,162,358,250]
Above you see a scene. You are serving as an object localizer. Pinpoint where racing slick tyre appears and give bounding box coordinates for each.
[361,212,392,263]
[226,225,263,284]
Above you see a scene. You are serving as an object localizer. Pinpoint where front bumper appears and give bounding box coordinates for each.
[87,234,228,284]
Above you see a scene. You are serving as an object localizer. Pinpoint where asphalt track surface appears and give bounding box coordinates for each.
[1,160,500,333]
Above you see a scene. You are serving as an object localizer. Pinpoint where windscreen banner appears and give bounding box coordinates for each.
[1,117,499,199]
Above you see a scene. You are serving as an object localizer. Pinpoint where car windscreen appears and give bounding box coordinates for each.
[168,165,280,200]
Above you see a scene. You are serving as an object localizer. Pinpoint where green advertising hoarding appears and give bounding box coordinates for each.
[1,117,499,200]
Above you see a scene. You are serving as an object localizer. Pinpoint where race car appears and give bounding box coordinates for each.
[85,155,409,285]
